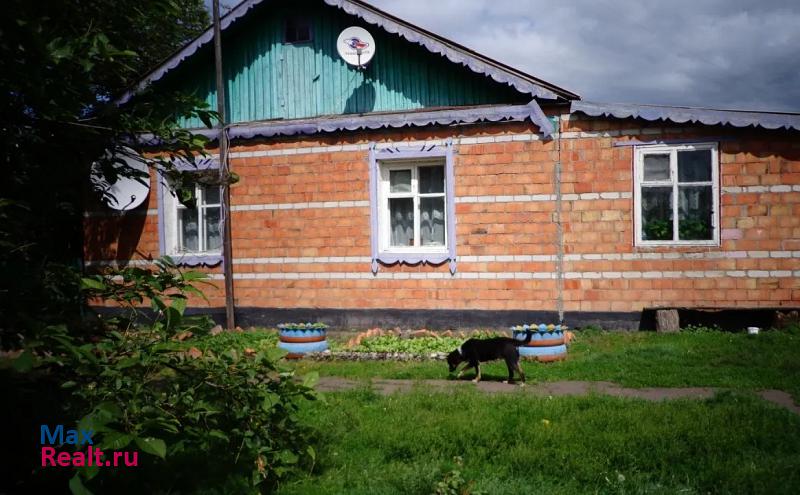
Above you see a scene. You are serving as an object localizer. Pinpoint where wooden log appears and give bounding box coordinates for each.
[656,309,680,333]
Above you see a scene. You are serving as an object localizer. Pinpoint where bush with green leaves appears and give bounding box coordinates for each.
[6,259,318,494]
[80,256,213,335]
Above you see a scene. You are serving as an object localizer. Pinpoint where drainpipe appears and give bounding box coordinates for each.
[554,114,564,325]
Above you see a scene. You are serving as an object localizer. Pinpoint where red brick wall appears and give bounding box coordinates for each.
[83,117,800,317]
[560,115,800,311]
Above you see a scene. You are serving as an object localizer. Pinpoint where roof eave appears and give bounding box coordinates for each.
[571,100,800,132]
[117,0,579,105]
[138,100,556,144]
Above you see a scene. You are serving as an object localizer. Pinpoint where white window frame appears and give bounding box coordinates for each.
[377,158,449,255]
[163,182,222,256]
[634,142,719,247]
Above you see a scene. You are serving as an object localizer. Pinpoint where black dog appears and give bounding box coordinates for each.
[447,330,531,384]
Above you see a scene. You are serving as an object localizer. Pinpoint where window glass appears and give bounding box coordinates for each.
[172,182,222,255]
[419,165,444,194]
[179,208,199,252]
[389,170,412,193]
[389,198,414,246]
[678,150,712,182]
[420,197,445,246]
[205,207,222,250]
[204,184,220,205]
[641,186,673,241]
[285,18,311,43]
[643,154,670,181]
[678,186,713,240]
[637,144,717,245]
[380,159,449,251]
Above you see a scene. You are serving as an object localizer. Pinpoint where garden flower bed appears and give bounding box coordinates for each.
[313,332,470,361]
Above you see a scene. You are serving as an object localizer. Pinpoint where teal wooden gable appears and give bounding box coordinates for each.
[161,0,528,128]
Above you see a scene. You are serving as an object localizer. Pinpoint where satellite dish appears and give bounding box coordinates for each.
[337,26,375,68]
[91,148,151,211]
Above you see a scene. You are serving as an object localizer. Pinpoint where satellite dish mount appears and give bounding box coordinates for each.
[90,147,151,212]
[337,26,376,70]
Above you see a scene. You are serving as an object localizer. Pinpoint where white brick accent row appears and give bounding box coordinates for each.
[722,185,800,194]
[231,193,631,211]
[459,255,556,262]
[231,200,369,212]
[565,250,800,261]
[233,256,371,265]
[89,250,800,268]
[456,192,631,204]
[205,270,800,281]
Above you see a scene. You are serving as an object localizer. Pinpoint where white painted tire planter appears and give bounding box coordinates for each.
[512,324,568,362]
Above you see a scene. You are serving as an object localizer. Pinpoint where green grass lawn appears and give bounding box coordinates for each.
[188,328,800,493]
[289,330,800,401]
[277,387,800,494]
[189,328,800,399]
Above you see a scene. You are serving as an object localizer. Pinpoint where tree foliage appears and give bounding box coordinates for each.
[1,4,321,493]
[0,0,214,339]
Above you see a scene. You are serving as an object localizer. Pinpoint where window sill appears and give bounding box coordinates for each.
[380,246,448,254]
[636,240,720,248]
[167,253,223,267]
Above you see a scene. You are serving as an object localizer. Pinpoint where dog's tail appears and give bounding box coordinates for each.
[513,329,533,346]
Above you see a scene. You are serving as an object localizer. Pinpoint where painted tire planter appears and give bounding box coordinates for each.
[512,324,568,362]
[277,323,328,359]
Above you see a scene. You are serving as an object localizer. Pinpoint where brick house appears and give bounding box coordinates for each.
[85,0,800,329]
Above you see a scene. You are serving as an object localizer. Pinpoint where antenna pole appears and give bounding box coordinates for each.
[213,0,236,330]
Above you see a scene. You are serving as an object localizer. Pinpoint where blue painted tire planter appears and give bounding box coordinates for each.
[512,324,568,362]
[277,324,328,359]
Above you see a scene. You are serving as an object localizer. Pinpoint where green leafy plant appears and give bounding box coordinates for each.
[643,218,672,240]
[679,217,711,240]
[433,457,485,495]
[44,328,318,493]
[192,329,279,355]
[80,256,212,335]
[8,260,318,494]
[278,322,328,331]
[339,334,504,354]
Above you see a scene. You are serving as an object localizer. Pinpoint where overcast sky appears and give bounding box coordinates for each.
[211,0,800,112]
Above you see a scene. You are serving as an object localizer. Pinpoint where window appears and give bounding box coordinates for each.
[284,17,311,44]
[634,143,719,245]
[379,161,448,251]
[163,182,222,256]
[368,142,457,273]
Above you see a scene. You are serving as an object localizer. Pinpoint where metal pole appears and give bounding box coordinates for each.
[213,0,236,329]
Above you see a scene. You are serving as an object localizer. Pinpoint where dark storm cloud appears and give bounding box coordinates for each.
[201,1,799,111]
[368,0,800,111]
